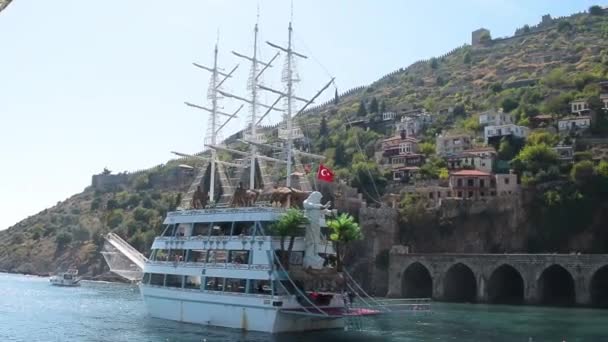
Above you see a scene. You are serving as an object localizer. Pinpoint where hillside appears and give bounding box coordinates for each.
[2,9,608,277]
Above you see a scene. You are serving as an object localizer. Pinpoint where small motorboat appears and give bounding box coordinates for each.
[50,268,81,287]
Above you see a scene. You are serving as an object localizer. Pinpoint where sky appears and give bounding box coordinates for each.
[0,0,596,230]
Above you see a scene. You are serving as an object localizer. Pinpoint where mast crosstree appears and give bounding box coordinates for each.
[181,41,242,207]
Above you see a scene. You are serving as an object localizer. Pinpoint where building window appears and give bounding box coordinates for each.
[429,192,434,199]
[208,250,228,263]
[447,191,452,197]
[188,250,208,263]
[150,273,164,286]
[457,191,463,198]
[468,191,474,198]
[480,179,485,188]
[399,143,411,154]
[491,191,496,196]
[229,250,250,264]
[225,278,247,293]
[467,179,474,186]
[249,279,272,295]
[205,277,224,291]
[457,179,463,186]
[490,179,496,187]
[142,273,151,284]
[480,192,485,197]
[504,177,510,184]
[165,274,183,288]
[184,276,201,289]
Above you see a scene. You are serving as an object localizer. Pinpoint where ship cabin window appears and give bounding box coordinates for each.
[225,278,247,293]
[153,249,169,261]
[165,275,182,288]
[249,280,272,295]
[233,221,255,236]
[229,250,250,264]
[192,223,212,236]
[188,250,208,263]
[161,224,176,237]
[142,273,151,284]
[168,249,186,262]
[184,276,201,289]
[150,273,165,286]
[259,221,276,235]
[207,250,228,264]
[211,222,232,236]
[205,277,224,291]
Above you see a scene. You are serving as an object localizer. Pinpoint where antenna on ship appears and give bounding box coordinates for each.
[216,17,283,191]
[183,37,243,205]
[262,20,335,188]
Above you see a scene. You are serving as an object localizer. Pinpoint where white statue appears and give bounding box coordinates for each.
[303,192,332,269]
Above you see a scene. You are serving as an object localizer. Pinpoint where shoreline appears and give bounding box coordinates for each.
[0,270,129,283]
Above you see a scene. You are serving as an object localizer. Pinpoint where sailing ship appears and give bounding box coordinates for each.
[102,17,430,333]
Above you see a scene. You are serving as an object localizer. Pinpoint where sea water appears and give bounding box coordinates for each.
[1,273,607,342]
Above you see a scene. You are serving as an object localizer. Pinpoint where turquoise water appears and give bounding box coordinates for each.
[1,273,607,342]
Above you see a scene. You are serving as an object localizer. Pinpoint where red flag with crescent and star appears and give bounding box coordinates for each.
[317,164,334,182]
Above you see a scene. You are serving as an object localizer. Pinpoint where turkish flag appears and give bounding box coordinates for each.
[317,164,335,182]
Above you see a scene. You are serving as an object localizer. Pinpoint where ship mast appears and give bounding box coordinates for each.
[184,39,241,204]
[219,19,281,190]
[263,21,335,187]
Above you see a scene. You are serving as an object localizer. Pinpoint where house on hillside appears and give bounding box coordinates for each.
[445,147,496,173]
[495,172,519,196]
[478,109,513,126]
[396,116,422,137]
[600,81,608,110]
[382,134,424,182]
[484,124,529,144]
[570,99,590,115]
[449,170,496,200]
[530,114,554,128]
[558,115,591,133]
[553,145,574,161]
[436,133,473,156]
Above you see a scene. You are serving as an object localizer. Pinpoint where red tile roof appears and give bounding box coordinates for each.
[450,170,492,177]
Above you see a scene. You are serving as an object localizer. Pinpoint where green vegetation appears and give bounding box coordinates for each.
[271,209,309,270]
[327,213,362,272]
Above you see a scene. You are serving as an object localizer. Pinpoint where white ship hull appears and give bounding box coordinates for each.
[140,284,344,333]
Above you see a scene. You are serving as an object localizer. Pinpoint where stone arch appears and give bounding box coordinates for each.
[401,262,433,298]
[590,265,608,308]
[487,264,524,304]
[443,263,477,303]
[537,264,575,306]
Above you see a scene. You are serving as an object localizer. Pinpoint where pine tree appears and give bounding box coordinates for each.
[369,97,379,113]
[333,88,339,105]
[319,115,329,136]
[357,100,367,117]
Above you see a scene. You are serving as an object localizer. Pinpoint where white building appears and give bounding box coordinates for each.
[495,173,519,196]
[446,147,497,173]
[553,145,574,161]
[395,116,422,137]
[484,124,529,143]
[382,111,397,121]
[570,100,589,114]
[600,93,608,110]
[436,133,473,156]
[558,116,591,132]
[479,109,513,126]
